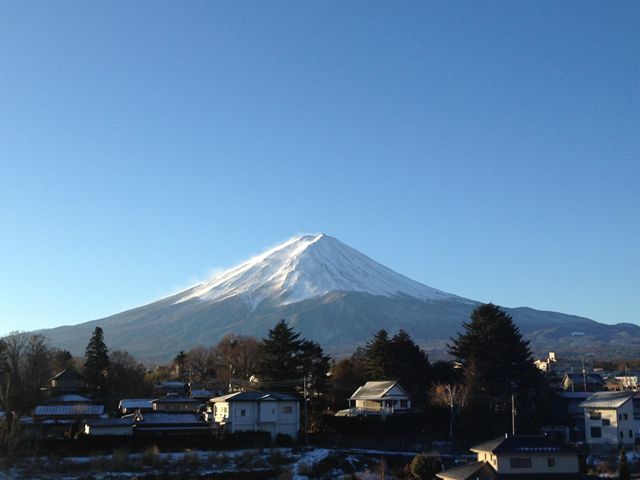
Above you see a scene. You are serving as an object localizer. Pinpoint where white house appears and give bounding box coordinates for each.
[437,435,581,480]
[580,390,637,447]
[347,381,411,416]
[210,391,300,439]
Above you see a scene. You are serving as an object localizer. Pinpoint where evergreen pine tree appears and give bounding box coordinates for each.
[389,329,431,402]
[448,303,535,394]
[84,327,109,395]
[364,329,392,379]
[255,320,303,391]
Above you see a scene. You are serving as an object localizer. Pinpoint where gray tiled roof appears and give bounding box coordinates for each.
[437,461,497,480]
[47,394,92,404]
[211,391,299,403]
[135,413,206,425]
[119,399,153,410]
[34,405,104,417]
[86,418,134,427]
[152,395,199,404]
[580,390,634,409]
[471,436,577,455]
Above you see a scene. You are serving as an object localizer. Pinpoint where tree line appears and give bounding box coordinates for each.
[0,303,552,439]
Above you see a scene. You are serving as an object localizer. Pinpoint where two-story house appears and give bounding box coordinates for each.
[580,390,636,447]
[210,391,300,439]
[437,435,581,480]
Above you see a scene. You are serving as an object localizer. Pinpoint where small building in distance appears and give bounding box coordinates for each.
[562,373,605,392]
[152,394,200,413]
[211,391,300,439]
[46,369,87,395]
[437,435,582,480]
[347,381,411,416]
[84,417,134,437]
[118,399,153,415]
[580,390,636,448]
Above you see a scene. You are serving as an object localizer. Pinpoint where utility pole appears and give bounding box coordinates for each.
[511,392,516,436]
[303,374,309,445]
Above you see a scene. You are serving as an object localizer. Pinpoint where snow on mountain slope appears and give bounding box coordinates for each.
[175,233,460,309]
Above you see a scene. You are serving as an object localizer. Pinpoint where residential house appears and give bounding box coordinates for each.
[562,373,604,392]
[47,394,92,405]
[534,352,557,374]
[437,435,582,480]
[211,391,300,439]
[84,417,134,436]
[118,399,153,415]
[580,390,636,447]
[157,381,189,395]
[347,381,411,416]
[30,404,105,439]
[614,371,640,391]
[47,369,87,394]
[131,412,210,436]
[152,394,200,412]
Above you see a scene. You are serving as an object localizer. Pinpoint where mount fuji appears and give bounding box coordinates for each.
[38,234,640,361]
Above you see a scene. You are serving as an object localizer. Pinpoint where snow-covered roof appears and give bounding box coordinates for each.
[580,391,635,409]
[211,391,299,403]
[34,405,104,417]
[349,381,408,400]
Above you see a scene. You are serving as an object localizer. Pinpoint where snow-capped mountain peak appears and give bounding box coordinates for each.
[174,233,457,308]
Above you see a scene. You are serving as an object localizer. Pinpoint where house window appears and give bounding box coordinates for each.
[282,406,293,414]
[548,458,556,468]
[510,458,532,469]
[240,409,246,417]
[630,430,633,438]
[620,431,624,439]
[624,413,629,420]
[400,400,408,408]
[619,414,623,421]
[603,419,611,426]
[591,427,602,438]
[589,412,601,420]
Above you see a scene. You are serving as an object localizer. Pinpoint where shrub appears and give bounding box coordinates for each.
[182,450,200,469]
[275,433,293,447]
[409,453,442,479]
[142,445,162,468]
[111,449,131,471]
[268,448,292,467]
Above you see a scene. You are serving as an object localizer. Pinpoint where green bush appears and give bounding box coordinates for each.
[409,453,442,479]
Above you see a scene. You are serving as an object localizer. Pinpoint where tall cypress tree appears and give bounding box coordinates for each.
[84,327,109,395]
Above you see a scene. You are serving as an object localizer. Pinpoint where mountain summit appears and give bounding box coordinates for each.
[174,233,458,308]
[37,234,640,361]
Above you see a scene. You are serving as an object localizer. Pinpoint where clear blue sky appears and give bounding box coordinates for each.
[0,1,638,335]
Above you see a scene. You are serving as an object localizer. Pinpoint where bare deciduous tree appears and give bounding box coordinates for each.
[434,382,469,440]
